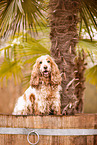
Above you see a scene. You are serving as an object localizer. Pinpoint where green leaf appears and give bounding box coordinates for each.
[85,65,97,87]
[23,55,42,65]
[0,0,47,38]
[22,73,31,88]
[1,33,50,60]
[79,0,97,39]
[77,39,97,53]
[0,32,50,85]
[77,39,97,63]
[0,59,23,84]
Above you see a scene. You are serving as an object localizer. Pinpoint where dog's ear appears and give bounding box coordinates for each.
[51,58,62,85]
[30,62,39,87]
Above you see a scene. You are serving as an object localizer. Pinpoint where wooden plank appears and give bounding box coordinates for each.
[94,114,97,145]
[87,136,94,145]
[0,114,96,129]
[0,114,97,145]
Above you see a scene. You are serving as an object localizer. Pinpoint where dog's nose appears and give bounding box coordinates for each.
[44,66,47,69]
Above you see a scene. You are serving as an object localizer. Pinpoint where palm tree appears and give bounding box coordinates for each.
[49,0,97,114]
[0,0,49,85]
[0,0,97,115]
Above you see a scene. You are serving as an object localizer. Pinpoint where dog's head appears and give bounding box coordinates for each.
[30,55,62,87]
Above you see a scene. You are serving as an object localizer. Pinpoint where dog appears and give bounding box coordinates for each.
[13,55,62,115]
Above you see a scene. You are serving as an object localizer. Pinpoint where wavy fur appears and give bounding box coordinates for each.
[13,55,62,115]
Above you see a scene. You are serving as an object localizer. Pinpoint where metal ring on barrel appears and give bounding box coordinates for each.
[27,130,39,145]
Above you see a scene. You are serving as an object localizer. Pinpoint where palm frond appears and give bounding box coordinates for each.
[0,0,47,38]
[23,55,41,66]
[0,59,23,85]
[22,73,31,89]
[0,33,50,60]
[0,33,50,84]
[77,39,97,52]
[85,65,97,87]
[79,0,97,40]
[77,39,97,63]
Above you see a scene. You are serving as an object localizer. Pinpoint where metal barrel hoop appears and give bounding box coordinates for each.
[27,130,39,145]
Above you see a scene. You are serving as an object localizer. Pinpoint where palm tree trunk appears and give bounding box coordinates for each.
[49,0,83,115]
[74,50,86,113]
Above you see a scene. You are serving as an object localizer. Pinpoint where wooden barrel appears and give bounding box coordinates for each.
[0,114,97,145]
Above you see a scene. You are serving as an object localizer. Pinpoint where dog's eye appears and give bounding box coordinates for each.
[47,60,50,63]
[40,61,42,64]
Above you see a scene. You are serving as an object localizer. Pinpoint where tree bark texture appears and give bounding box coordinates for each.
[49,0,84,115]
[74,50,86,113]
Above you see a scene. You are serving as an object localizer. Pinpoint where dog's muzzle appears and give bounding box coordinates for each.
[43,70,50,77]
